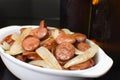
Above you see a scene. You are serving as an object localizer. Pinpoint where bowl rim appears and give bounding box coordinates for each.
[0,25,113,78]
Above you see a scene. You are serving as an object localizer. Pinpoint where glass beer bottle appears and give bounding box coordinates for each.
[89,0,111,42]
[60,0,91,37]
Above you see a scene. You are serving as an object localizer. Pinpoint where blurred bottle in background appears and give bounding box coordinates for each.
[60,0,120,53]
[90,0,120,55]
[89,0,111,42]
[60,0,91,36]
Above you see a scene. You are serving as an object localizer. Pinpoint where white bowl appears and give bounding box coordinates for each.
[0,25,113,80]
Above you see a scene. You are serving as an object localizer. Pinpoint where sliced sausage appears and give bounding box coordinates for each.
[2,34,14,45]
[22,36,40,51]
[72,33,87,42]
[57,59,68,66]
[23,51,42,60]
[40,37,56,51]
[77,42,90,51]
[55,34,76,44]
[39,20,47,28]
[55,42,75,61]
[69,59,95,70]
[29,27,48,39]
[15,54,27,62]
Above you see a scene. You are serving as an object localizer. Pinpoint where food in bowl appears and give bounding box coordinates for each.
[0,20,113,80]
[0,20,98,70]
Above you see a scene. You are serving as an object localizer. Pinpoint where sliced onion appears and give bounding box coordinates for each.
[0,42,10,51]
[75,48,85,55]
[8,41,24,55]
[64,44,98,68]
[51,29,59,39]
[12,33,20,40]
[8,28,32,55]
[29,60,52,69]
[36,46,62,70]
[62,28,74,34]
[20,28,32,41]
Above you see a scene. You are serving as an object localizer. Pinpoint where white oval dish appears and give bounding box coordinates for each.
[0,25,113,80]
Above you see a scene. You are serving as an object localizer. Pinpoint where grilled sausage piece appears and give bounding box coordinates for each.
[29,20,48,39]
[39,20,47,28]
[22,36,40,51]
[55,42,75,61]
[23,51,42,60]
[40,37,56,51]
[1,34,14,45]
[69,59,95,70]
[72,33,87,42]
[29,27,48,39]
[15,54,27,62]
[77,42,90,51]
[55,34,76,44]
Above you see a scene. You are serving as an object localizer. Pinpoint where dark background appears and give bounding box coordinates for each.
[0,0,120,80]
[0,0,60,27]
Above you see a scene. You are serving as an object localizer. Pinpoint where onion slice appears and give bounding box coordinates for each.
[75,48,85,55]
[7,28,32,55]
[62,28,74,34]
[0,42,10,51]
[29,60,52,69]
[12,33,20,41]
[51,29,59,39]
[36,46,62,70]
[64,44,98,68]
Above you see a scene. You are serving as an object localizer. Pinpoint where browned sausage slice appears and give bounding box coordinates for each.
[55,42,75,61]
[2,34,14,45]
[55,34,76,44]
[23,51,42,60]
[29,28,48,39]
[77,42,90,51]
[39,20,47,28]
[40,37,56,51]
[72,33,87,42]
[22,36,40,51]
[69,59,95,70]
[15,54,27,62]
[30,20,48,39]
